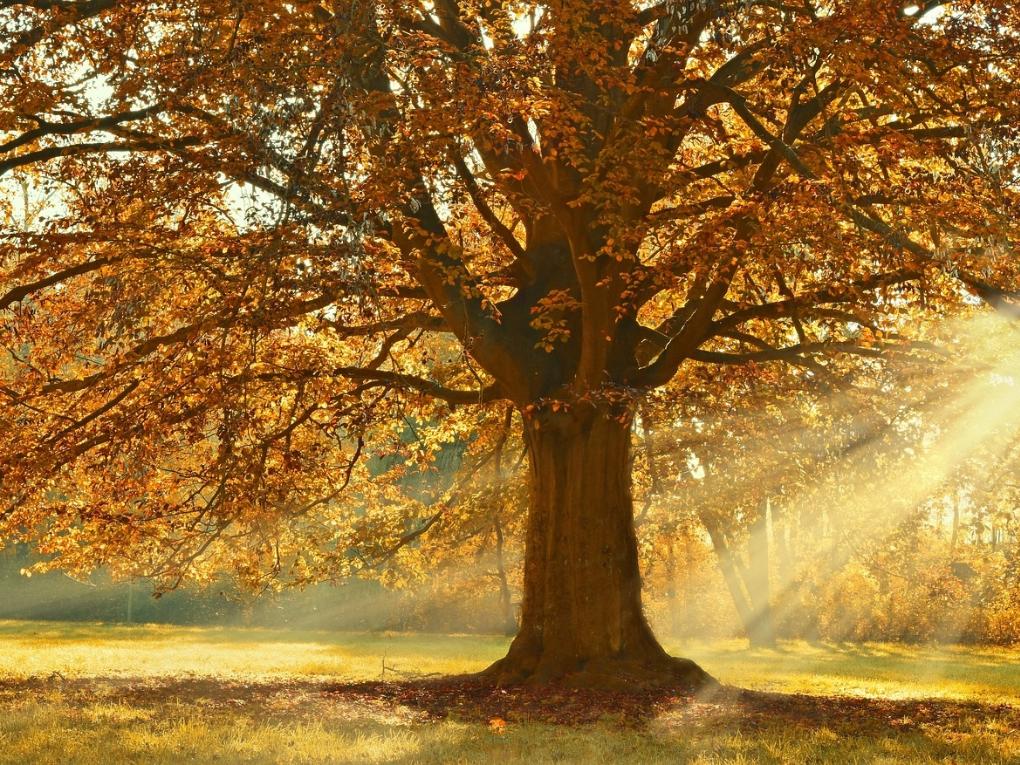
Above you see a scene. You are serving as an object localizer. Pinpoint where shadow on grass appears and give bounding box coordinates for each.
[322,678,1020,733]
[3,673,1017,733]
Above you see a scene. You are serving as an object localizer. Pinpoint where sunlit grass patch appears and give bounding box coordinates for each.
[0,620,507,682]
[1,621,1018,764]
[4,619,1017,704]
[671,638,1020,704]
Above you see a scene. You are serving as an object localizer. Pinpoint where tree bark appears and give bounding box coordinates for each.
[483,405,713,690]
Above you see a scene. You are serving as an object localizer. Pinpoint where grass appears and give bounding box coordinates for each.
[0,620,509,682]
[674,639,1020,705]
[0,620,1018,764]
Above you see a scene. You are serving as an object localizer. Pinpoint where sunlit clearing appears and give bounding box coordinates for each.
[637,310,1020,668]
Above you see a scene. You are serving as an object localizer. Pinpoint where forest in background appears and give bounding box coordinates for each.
[5,435,1017,646]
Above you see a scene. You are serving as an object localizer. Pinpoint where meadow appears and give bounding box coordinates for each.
[0,620,1018,764]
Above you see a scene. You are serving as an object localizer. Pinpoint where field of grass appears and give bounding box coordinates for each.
[0,620,1018,764]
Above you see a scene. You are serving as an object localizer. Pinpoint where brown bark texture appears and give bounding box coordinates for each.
[483,406,714,691]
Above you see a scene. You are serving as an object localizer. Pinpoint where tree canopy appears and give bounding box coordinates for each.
[1,0,1018,686]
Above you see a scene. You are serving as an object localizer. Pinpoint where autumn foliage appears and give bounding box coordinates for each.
[1,1,1019,685]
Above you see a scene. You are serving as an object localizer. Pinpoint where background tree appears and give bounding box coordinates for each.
[1,1,1019,687]
[635,309,1020,645]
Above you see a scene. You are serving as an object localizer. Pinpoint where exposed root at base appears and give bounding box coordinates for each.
[479,652,719,694]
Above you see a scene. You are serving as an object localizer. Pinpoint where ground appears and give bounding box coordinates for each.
[0,621,1017,764]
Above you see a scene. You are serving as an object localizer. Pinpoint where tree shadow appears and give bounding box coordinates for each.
[321,677,1020,732]
[0,675,333,714]
[3,673,1017,735]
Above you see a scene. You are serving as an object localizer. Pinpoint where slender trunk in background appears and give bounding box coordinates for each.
[773,502,794,581]
[747,499,777,647]
[665,540,681,637]
[491,406,517,635]
[950,498,960,556]
[683,531,695,633]
[702,515,757,637]
[702,509,776,647]
[635,407,662,527]
[770,500,796,640]
[493,516,517,635]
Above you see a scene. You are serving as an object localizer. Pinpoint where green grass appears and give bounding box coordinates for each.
[0,620,509,682]
[0,620,1018,764]
[672,639,1020,705]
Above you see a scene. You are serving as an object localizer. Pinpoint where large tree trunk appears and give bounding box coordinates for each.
[483,406,713,691]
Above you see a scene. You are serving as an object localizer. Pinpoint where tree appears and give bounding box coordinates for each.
[1,1,1018,688]
[635,357,888,647]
